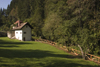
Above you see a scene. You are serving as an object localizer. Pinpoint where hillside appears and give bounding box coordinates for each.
[0,37,99,67]
[0,0,100,56]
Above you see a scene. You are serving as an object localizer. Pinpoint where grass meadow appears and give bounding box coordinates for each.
[0,37,99,67]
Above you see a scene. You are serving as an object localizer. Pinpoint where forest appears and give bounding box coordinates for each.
[0,0,100,57]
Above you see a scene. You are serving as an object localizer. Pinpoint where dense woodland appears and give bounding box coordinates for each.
[0,0,100,57]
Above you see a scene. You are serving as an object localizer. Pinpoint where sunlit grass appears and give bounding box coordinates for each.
[0,37,99,67]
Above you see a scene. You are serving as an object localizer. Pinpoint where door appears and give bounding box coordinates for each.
[23,37,25,41]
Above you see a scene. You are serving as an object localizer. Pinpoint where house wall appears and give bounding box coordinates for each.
[22,25,32,41]
[15,30,22,40]
[7,31,15,38]
[7,31,12,38]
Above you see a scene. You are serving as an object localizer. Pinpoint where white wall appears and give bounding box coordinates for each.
[7,31,15,38]
[15,30,22,40]
[22,25,32,41]
[7,31,12,38]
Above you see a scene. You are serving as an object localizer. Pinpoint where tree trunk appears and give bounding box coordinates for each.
[78,44,85,59]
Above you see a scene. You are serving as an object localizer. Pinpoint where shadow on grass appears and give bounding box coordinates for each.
[0,39,31,47]
[43,60,100,67]
[0,49,99,67]
[0,49,69,58]
[0,61,99,67]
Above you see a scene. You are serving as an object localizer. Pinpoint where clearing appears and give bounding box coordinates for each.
[0,37,99,67]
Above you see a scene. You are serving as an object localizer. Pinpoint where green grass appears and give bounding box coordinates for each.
[0,37,99,67]
[32,36,40,40]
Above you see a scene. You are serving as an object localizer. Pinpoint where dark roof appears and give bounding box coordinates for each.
[13,22,33,30]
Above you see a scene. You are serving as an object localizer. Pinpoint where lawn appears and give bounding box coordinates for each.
[0,37,99,67]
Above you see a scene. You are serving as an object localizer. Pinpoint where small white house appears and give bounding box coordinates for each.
[8,20,33,41]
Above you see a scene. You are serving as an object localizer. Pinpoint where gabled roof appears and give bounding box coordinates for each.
[13,22,33,30]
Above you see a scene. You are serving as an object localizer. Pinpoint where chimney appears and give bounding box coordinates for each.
[14,20,22,27]
[18,20,21,27]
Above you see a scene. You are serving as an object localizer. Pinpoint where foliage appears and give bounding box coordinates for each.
[0,0,100,56]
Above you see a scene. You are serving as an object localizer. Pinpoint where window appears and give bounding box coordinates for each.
[16,32,18,34]
[24,32,26,34]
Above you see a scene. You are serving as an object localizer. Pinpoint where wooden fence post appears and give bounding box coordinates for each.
[90,55,92,60]
[98,58,99,63]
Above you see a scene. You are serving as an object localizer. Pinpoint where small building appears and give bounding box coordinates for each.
[7,31,15,38]
[7,20,33,41]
